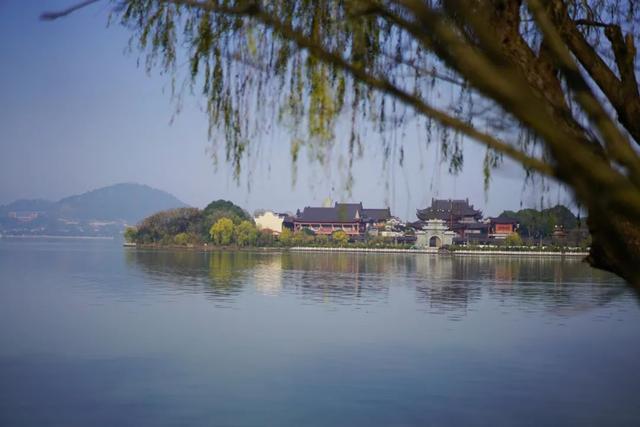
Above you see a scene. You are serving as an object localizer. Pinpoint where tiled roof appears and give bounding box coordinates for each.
[417,198,482,221]
[294,203,392,223]
[407,221,425,229]
[361,208,391,221]
[295,202,363,223]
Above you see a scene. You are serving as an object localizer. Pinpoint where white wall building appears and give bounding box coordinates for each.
[254,211,285,235]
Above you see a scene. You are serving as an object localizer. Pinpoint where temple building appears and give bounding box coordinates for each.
[417,198,483,227]
[292,203,392,237]
[416,198,484,242]
[361,208,392,228]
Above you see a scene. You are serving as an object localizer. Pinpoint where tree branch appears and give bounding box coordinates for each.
[573,19,610,28]
[527,0,640,185]
[40,0,102,21]
[604,25,639,95]
[552,0,640,146]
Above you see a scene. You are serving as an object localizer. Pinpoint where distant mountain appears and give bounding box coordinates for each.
[0,183,187,237]
[54,183,187,223]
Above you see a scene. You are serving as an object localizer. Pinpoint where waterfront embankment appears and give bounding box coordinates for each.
[124,243,589,257]
[289,246,588,257]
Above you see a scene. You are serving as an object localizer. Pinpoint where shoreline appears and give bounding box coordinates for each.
[124,243,588,257]
[125,243,284,252]
[289,246,588,256]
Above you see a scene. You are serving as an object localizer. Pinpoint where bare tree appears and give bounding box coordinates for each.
[43,0,640,285]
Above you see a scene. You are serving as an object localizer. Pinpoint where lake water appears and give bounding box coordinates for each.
[0,239,639,426]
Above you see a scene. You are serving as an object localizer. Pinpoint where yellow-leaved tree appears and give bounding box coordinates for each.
[210,218,235,246]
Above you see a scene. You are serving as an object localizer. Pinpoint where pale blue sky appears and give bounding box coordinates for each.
[0,1,572,220]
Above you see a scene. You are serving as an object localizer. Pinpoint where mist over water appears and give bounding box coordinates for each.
[0,239,638,426]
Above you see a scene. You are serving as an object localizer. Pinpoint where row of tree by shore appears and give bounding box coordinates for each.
[124,199,591,251]
[123,200,361,248]
[125,208,410,249]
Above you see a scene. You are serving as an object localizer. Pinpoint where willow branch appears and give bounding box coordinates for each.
[160,0,554,177]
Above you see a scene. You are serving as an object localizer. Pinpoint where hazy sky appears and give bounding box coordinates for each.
[0,1,573,220]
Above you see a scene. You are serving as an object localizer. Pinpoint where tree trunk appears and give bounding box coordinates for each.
[586,214,640,286]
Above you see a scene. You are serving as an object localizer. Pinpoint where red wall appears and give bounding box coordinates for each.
[494,224,514,234]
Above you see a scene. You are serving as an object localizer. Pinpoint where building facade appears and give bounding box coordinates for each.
[254,211,287,235]
[292,203,391,237]
[415,220,456,248]
[416,199,483,243]
[487,217,519,239]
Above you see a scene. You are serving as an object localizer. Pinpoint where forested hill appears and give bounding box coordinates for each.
[0,183,187,237]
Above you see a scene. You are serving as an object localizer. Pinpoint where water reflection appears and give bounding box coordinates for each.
[125,250,632,316]
[2,241,639,426]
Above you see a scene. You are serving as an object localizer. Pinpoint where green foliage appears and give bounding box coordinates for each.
[210,217,235,245]
[124,226,138,243]
[293,230,314,246]
[113,0,410,185]
[174,232,190,245]
[110,0,637,193]
[235,220,258,246]
[199,200,253,242]
[279,228,293,246]
[504,232,523,246]
[331,230,349,246]
[203,200,251,223]
[256,229,276,246]
[499,205,578,239]
[130,200,248,244]
[315,234,330,246]
[135,207,202,243]
[367,235,394,247]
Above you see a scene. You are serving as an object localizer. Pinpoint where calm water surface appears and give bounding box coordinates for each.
[0,239,639,426]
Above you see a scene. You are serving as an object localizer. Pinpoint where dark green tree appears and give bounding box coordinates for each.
[203,200,252,223]
[500,205,578,239]
[135,207,202,243]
